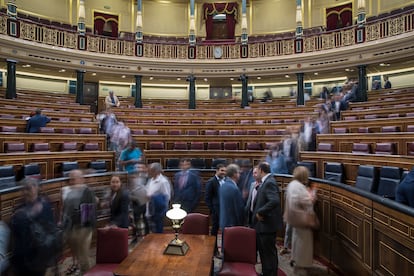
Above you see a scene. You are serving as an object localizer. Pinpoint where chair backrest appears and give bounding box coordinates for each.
[190,142,204,150]
[149,141,164,150]
[374,142,396,155]
[207,142,222,150]
[246,142,262,150]
[219,130,231,136]
[89,161,107,173]
[333,127,348,134]
[96,227,129,264]
[78,127,93,134]
[381,126,400,133]
[223,142,239,150]
[191,158,206,169]
[61,142,78,151]
[32,143,50,152]
[0,165,16,189]
[355,165,379,193]
[324,162,344,183]
[317,143,333,152]
[0,126,18,133]
[23,163,41,179]
[61,128,76,134]
[62,161,79,177]
[186,130,198,135]
[377,166,402,199]
[173,142,188,150]
[352,143,371,154]
[40,127,55,133]
[408,142,414,156]
[181,213,209,235]
[222,226,256,264]
[146,129,158,135]
[5,142,25,153]
[166,158,180,169]
[297,161,316,177]
[84,143,99,151]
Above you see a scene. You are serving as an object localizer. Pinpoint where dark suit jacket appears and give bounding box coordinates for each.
[219,179,244,229]
[173,169,201,213]
[110,188,130,228]
[205,176,221,213]
[396,168,414,207]
[252,175,283,233]
[26,114,51,133]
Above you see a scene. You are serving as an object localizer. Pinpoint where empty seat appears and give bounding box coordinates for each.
[79,128,93,134]
[381,126,400,133]
[173,142,188,150]
[32,143,50,152]
[355,165,379,193]
[352,143,371,154]
[190,142,204,150]
[297,161,316,177]
[61,142,78,151]
[246,142,262,150]
[317,143,333,152]
[324,162,344,183]
[84,143,99,151]
[211,158,228,169]
[5,142,25,153]
[333,127,348,134]
[364,114,378,119]
[344,116,357,120]
[264,129,278,135]
[40,127,55,133]
[191,120,203,124]
[0,126,18,132]
[387,113,400,118]
[166,158,180,169]
[408,142,414,156]
[0,165,16,189]
[61,128,76,134]
[374,142,396,155]
[207,142,222,150]
[145,129,159,135]
[181,213,209,235]
[186,130,198,135]
[168,130,182,135]
[233,130,245,135]
[61,161,79,177]
[246,130,259,135]
[80,118,92,122]
[407,125,414,132]
[18,163,41,181]
[376,166,402,199]
[223,142,239,150]
[224,120,236,124]
[149,142,164,150]
[58,117,70,122]
[131,129,144,135]
[240,120,251,124]
[88,160,107,173]
[358,127,370,133]
[218,130,231,136]
[205,130,218,135]
[191,158,206,169]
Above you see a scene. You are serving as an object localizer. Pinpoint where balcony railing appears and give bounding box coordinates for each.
[0,10,413,60]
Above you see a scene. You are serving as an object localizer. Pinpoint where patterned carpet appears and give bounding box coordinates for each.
[49,237,335,276]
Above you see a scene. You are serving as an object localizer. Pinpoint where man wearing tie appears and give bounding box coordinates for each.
[252,162,283,276]
[205,163,227,236]
[245,166,261,227]
[173,158,201,213]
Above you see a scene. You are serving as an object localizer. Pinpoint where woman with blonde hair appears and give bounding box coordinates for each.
[284,166,318,275]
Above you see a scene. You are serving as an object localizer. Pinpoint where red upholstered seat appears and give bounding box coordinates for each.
[358,127,370,133]
[218,226,257,276]
[173,142,188,150]
[264,130,278,135]
[61,142,78,151]
[364,114,378,119]
[84,143,99,151]
[131,129,144,135]
[352,143,371,154]
[61,128,76,134]
[32,143,50,152]
[180,213,209,235]
[240,120,251,124]
[374,142,396,155]
[317,143,333,152]
[79,128,93,134]
[190,142,204,150]
[333,127,348,134]
[5,142,25,153]
[246,130,259,135]
[407,142,414,156]
[407,125,414,132]
[146,129,158,135]
[149,142,164,150]
[40,127,55,133]
[381,126,400,133]
[168,130,182,135]
[233,130,245,135]
[0,126,18,133]
[270,119,282,124]
[186,130,198,135]
[84,228,128,276]
[207,142,222,150]
[219,130,231,136]
[224,142,239,150]
[205,130,218,135]
[246,142,262,150]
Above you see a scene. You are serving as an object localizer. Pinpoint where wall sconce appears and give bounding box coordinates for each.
[164,204,189,256]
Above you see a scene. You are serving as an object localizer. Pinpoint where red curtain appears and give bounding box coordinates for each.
[94,11,119,37]
[326,3,353,31]
[203,3,238,40]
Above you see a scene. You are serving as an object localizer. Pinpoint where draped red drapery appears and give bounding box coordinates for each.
[203,2,238,40]
[326,3,353,31]
[93,11,119,37]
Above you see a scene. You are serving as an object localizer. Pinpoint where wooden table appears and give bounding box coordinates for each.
[113,234,216,276]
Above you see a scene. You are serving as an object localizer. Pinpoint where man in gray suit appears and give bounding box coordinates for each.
[252,162,283,276]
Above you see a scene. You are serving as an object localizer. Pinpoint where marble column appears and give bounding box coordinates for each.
[76,70,85,104]
[6,59,17,99]
[240,74,249,108]
[357,65,367,102]
[296,72,304,106]
[187,75,196,109]
[134,75,143,108]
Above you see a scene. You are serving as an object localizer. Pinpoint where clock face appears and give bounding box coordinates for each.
[214,46,223,58]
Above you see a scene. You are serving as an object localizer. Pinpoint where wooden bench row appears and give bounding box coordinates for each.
[330,116,414,133]
[0,133,107,153]
[341,105,414,120]
[0,151,115,180]
[0,118,99,133]
[0,98,90,112]
[1,107,96,121]
[299,151,414,185]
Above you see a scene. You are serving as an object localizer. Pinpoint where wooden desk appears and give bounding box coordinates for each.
[114,234,216,276]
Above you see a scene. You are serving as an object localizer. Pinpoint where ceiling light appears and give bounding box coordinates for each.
[149,76,154,80]
[314,72,318,75]
[59,69,66,73]
[204,78,208,82]
[379,63,390,67]
[22,64,31,68]
[285,74,290,78]
[257,76,261,79]
[177,77,181,80]
[230,78,234,81]
[92,73,97,76]
[345,68,354,72]
[121,75,126,78]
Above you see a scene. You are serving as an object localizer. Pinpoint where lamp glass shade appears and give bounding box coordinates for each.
[164,204,189,256]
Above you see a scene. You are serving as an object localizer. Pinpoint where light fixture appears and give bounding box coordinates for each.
[177,77,181,81]
[22,64,31,68]
[285,74,290,78]
[92,72,97,76]
[59,69,66,73]
[379,63,390,67]
[230,77,234,81]
[204,78,208,82]
[149,76,154,80]
[257,76,261,79]
[164,204,189,256]
[121,75,126,78]
[314,72,318,75]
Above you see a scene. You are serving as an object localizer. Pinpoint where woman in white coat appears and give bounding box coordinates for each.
[285,166,317,275]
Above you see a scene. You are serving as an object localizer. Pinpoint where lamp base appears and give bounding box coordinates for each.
[163,238,189,256]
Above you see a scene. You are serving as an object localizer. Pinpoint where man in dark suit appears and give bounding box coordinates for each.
[396,167,414,207]
[252,162,283,276]
[205,163,227,236]
[26,108,51,133]
[219,164,245,230]
[173,158,201,213]
[109,175,130,228]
